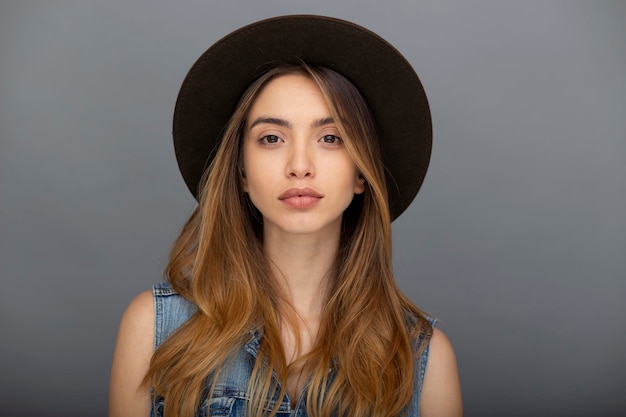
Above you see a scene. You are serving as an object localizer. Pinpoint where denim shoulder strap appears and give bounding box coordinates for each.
[152,282,197,350]
[408,315,437,417]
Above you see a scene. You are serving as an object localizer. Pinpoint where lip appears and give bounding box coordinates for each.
[278,187,323,209]
[278,187,323,200]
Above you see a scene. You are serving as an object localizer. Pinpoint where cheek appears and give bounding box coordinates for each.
[334,151,364,194]
[241,158,275,203]
[336,157,360,186]
[241,176,267,216]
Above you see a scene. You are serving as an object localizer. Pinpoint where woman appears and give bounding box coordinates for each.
[109,15,462,417]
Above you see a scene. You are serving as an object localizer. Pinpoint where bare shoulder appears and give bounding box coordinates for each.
[120,290,155,331]
[419,328,463,417]
[108,290,154,417]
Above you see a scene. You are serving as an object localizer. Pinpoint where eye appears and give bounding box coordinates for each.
[319,135,343,145]
[259,134,283,144]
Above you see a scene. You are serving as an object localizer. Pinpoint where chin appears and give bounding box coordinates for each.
[265,217,343,238]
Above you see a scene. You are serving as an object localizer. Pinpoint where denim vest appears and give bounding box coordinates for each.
[151,282,435,417]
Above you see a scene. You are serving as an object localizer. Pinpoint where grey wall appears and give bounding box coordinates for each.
[1,1,624,416]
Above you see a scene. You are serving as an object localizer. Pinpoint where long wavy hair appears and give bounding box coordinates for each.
[144,64,432,417]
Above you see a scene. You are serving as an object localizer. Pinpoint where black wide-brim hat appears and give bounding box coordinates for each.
[173,15,431,220]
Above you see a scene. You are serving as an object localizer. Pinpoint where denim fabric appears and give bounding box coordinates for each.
[151,282,435,417]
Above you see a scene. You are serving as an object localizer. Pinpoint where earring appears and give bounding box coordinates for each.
[240,167,246,178]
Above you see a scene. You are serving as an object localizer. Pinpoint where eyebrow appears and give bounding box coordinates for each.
[311,117,335,129]
[248,116,335,130]
[249,117,291,129]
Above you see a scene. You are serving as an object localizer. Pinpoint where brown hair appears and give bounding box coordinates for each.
[144,64,432,417]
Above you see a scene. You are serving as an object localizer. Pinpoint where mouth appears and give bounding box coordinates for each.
[278,188,323,209]
[278,188,323,200]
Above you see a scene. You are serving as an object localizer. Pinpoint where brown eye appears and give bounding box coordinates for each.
[320,135,342,144]
[260,135,282,144]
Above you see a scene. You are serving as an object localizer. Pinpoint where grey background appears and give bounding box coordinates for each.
[1,1,624,416]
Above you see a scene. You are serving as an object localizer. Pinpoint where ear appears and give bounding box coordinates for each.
[241,167,248,192]
[354,174,365,195]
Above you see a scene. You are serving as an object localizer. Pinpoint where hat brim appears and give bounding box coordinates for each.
[173,15,431,220]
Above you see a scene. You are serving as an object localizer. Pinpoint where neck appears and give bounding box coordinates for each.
[263,227,340,320]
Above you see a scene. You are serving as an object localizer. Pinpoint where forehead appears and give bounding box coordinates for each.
[247,74,331,121]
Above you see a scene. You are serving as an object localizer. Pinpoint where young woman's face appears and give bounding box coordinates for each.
[242,74,365,238]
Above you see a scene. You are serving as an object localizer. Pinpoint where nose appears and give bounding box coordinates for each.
[286,140,314,179]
